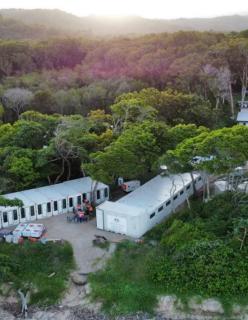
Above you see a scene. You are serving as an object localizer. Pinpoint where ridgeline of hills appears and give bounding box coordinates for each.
[1,8,248,39]
[0,15,67,40]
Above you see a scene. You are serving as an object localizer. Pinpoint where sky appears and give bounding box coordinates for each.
[0,0,248,19]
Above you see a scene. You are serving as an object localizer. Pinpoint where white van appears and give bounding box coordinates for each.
[121,180,141,193]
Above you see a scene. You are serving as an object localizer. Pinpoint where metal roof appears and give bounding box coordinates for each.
[37,186,65,201]
[97,201,142,217]
[0,177,107,210]
[118,173,195,211]
[22,189,49,204]
[63,177,107,193]
[1,192,36,209]
[98,173,198,217]
[237,109,248,122]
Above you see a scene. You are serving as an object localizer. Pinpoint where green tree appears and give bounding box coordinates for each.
[7,156,39,190]
[86,121,169,184]
[32,90,56,114]
[12,120,46,149]
[111,98,157,133]
[0,196,23,207]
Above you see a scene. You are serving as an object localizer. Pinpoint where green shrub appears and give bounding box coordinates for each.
[0,241,75,305]
[160,219,210,252]
[150,240,248,301]
[90,192,248,315]
[89,242,160,315]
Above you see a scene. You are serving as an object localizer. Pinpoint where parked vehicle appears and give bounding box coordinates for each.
[121,180,141,193]
[191,155,214,165]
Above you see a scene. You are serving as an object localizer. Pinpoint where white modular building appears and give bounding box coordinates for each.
[237,100,248,126]
[0,177,109,229]
[96,173,203,238]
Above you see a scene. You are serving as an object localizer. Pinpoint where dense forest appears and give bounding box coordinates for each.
[1,30,248,194]
[0,15,67,40]
[1,12,248,317]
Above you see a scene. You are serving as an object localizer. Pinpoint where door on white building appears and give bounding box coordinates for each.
[68,197,74,212]
[20,207,27,223]
[29,205,36,221]
[37,204,46,219]
[62,198,68,214]
[46,202,53,217]
[52,201,59,216]
[108,215,127,235]
[12,209,19,226]
[96,209,104,230]
[2,211,9,228]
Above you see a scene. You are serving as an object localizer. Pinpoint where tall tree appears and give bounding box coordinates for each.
[3,88,33,118]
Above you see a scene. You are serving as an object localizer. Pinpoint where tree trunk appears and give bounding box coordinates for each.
[201,171,207,202]
[18,289,29,319]
[241,64,248,104]
[229,82,234,118]
[179,174,190,209]
[215,96,220,110]
[206,175,210,201]
[81,166,86,177]
[190,171,197,196]
[169,176,176,213]
[47,175,52,185]
[55,158,65,184]
[92,181,99,205]
[240,228,247,250]
[66,159,71,181]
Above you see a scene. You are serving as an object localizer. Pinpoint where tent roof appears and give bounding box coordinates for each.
[237,182,248,192]
[37,186,65,200]
[22,189,49,204]
[214,180,227,192]
[1,191,35,209]
[63,177,107,193]
[0,177,107,209]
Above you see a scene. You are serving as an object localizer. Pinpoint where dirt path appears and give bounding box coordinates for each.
[1,216,129,318]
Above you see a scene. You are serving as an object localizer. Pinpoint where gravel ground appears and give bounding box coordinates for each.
[40,214,127,273]
[0,304,170,320]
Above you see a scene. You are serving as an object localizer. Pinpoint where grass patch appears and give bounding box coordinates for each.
[0,241,75,306]
[89,241,161,316]
[89,192,248,316]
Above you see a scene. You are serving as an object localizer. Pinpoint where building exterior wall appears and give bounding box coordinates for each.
[237,121,248,126]
[97,176,203,238]
[0,180,109,228]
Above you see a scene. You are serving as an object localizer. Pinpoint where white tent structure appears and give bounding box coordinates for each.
[0,177,109,229]
[214,180,229,194]
[237,181,248,193]
[96,173,203,238]
[237,109,248,126]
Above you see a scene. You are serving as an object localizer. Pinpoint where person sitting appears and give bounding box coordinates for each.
[82,202,87,211]
[73,214,79,223]
[78,211,84,223]
[87,204,94,216]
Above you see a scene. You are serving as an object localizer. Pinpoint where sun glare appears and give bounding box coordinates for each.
[2,0,248,19]
[77,1,137,17]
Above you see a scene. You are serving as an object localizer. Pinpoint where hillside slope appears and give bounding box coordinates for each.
[0,14,67,40]
[1,9,248,36]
